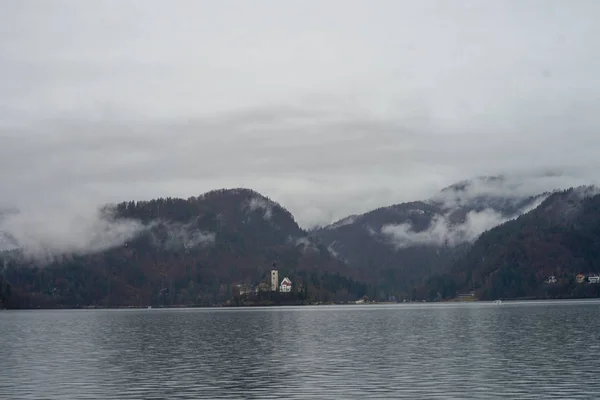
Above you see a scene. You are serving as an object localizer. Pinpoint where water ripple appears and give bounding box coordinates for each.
[1,302,600,399]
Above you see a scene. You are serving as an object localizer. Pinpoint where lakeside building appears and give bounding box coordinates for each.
[280,277,292,292]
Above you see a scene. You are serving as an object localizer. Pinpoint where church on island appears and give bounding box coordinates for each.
[235,267,294,298]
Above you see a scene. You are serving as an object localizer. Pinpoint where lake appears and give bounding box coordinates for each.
[1,301,600,399]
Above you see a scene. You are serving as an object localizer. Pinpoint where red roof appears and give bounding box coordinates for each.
[281,277,292,286]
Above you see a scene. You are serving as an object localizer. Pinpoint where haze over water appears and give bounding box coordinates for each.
[1,301,599,399]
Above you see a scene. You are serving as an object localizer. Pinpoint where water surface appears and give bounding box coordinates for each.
[1,301,600,399]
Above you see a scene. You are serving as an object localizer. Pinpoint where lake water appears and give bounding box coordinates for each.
[1,301,600,399]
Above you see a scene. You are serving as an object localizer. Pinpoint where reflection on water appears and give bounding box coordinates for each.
[2,301,600,399]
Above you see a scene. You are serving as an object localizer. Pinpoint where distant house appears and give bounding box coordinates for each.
[589,276,600,284]
[255,282,270,293]
[545,276,557,284]
[234,284,254,295]
[280,277,292,293]
[576,274,586,284]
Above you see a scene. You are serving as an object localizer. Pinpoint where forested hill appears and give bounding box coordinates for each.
[421,187,600,300]
[0,274,10,308]
[310,176,546,295]
[1,189,367,308]
[5,183,600,309]
[113,188,305,244]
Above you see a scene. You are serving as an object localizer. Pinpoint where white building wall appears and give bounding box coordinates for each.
[280,277,292,293]
[280,284,292,293]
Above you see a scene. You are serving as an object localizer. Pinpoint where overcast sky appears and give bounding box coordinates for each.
[1,0,600,228]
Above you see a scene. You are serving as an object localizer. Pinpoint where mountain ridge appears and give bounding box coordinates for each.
[1,178,596,308]
[309,177,553,295]
[420,186,600,300]
[1,187,366,308]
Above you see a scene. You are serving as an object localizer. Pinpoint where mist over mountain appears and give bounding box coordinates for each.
[310,176,551,292]
[1,188,363,308]
[2,176,600,308]
[0,232,18,253]
[0,188,309,261]
[422,186,600,301]
[0,208,145,263]
[0,176,548,260]
[2,0,600,311]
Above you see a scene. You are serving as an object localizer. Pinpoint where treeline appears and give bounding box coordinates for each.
[0,189,370,308]
[0,274,10,308]
[2,257,369,308]
[417,189,600,301]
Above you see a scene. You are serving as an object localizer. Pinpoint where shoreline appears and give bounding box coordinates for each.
[5,298,600,311]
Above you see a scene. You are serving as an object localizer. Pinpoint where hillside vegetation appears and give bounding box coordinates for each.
[3,183,600,308]
[421,188,600,300]
[2,189,367,308]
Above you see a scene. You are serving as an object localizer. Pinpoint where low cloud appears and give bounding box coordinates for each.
[0,204,216,263]
[0,231,19,252]
[431,174,581,210]
[381,195,548,248]
[293,237,311,247]
[382,209,507,248]
[0,204,146,262]
[150,221,215,250]
[246,197,274,220]
[2,2,600,231]
[321,215,358,230]
[327,243,342,260]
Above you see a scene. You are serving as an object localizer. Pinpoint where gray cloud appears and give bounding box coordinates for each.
[381,194,549,249]
[1,0,599,251]
[245,196,275,221]
[150,221,215,251]
[381,210,504,249]
[0,204,146,262]
[0,206,216,262]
